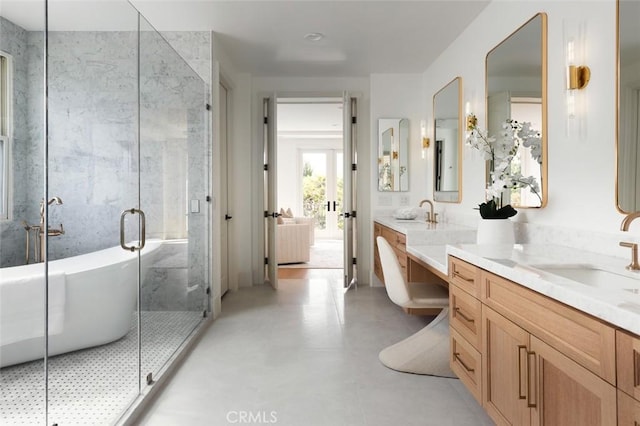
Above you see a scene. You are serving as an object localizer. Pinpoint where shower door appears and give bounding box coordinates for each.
[138,16,210,385]
[0,2,47,425]
[45,1,143,424]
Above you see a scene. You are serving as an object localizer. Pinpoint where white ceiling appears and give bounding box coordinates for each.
[130,0,490,76]
[277,101,343,136]
[1,0,490,77]
[1,1,490,132]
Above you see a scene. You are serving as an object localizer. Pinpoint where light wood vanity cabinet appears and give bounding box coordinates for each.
[617,330,640,424]
[373,222,408,284]
[448,257,483,404]
[449,255,623,425]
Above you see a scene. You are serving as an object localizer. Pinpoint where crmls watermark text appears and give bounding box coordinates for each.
[226,410,278,424]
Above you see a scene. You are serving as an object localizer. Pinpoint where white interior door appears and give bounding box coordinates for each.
[343,94,357,288]
[220,81,230,295]
[263,96,278,289]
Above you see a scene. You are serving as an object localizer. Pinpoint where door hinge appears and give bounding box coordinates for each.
[352,258,357,265]
[264,211,269,218]
[206,103,211,111]
[351,116,357,124]
[206,287,211,295]
[206,195,211,202]
[264,257,269,265]
[146,372,154,385]
[264,164,268,171]
[351,164,357,171]
[264,116,268,124]
[203,310,208,318]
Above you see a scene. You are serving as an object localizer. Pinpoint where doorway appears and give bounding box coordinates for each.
[276,100,344,271]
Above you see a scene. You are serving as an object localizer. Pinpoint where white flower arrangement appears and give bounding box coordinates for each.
[466,115,542,212]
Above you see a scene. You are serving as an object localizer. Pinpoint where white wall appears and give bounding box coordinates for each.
[210,33,253,314]
[370,74,425,211]
[422,0,623,236]
[251,77,371,286]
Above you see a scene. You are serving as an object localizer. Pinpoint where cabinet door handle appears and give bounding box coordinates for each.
[453,352,475,373]
[452,267,474,282]
[454,307,475,324]
[527,350,537,408]
[634,350,640,387]
[517,345,527,400]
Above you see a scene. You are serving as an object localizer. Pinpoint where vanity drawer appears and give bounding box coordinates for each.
[617,330,640,401]
[395,232,406,252]
[395,250,407,280]
[450,284,482,350]
[618,389,640,425]
[381,226,405,251]
[450,327,482,403]
[481,270,616,384]
[448,256,482,298]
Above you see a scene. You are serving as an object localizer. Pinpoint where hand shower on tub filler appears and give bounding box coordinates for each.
[22,196,65,264]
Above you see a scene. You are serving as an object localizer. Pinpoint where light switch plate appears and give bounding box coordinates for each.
[190,199,200,213]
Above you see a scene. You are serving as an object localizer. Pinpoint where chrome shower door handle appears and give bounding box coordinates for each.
[120,208,146,252]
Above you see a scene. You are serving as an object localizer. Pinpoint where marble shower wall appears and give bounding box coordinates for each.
[0,17,44,267]
[0,18,211,311]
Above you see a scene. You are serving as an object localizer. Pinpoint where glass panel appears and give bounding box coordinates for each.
[45,1,140,424]
[302,151,328,232]
[0,2,46,424]
[138,15,208,388]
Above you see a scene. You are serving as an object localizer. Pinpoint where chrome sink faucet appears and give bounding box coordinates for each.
[620,211,640,271]
[419,199,438,223]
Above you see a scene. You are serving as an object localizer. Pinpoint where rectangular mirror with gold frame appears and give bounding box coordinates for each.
[378,118,409,191]
[617,0,640,213]
[486,13,547,208]
[433,77,462,202]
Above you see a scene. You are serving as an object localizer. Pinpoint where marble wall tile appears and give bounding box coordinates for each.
[0,18,44,267]
[0,21,212,313]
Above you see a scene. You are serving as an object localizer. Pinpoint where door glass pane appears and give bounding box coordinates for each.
[0,2,46,424]
[301,152,328,232]
[45,1,141,424]
[139,15,209,388]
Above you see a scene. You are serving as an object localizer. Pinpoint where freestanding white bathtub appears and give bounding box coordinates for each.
[0,240,162,368]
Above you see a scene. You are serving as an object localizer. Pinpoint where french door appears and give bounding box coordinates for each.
[300,149,343,240]
[263,93,357,289]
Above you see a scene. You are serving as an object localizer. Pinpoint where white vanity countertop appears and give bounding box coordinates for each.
[374,215,640,334]
[374,216,476,246]
[406,245,448,277]
[447,243,640,335]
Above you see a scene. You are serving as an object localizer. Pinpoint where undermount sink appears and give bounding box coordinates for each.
[533,264,640,294]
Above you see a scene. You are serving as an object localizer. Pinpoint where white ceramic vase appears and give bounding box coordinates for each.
[476,218,515,245]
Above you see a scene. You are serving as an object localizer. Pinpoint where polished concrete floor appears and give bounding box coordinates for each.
[137,270,494,426]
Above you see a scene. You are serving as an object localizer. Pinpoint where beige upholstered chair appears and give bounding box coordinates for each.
[376,236,449,315]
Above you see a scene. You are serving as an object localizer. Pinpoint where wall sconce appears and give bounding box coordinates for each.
[465,102,477,132]
[566,40,590,91]
[420,119,430,159]
[564,20,589,137]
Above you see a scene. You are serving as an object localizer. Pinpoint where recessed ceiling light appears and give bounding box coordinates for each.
[304,32,325,42]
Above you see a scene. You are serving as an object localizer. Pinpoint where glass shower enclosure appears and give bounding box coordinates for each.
[0,1,211,424]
